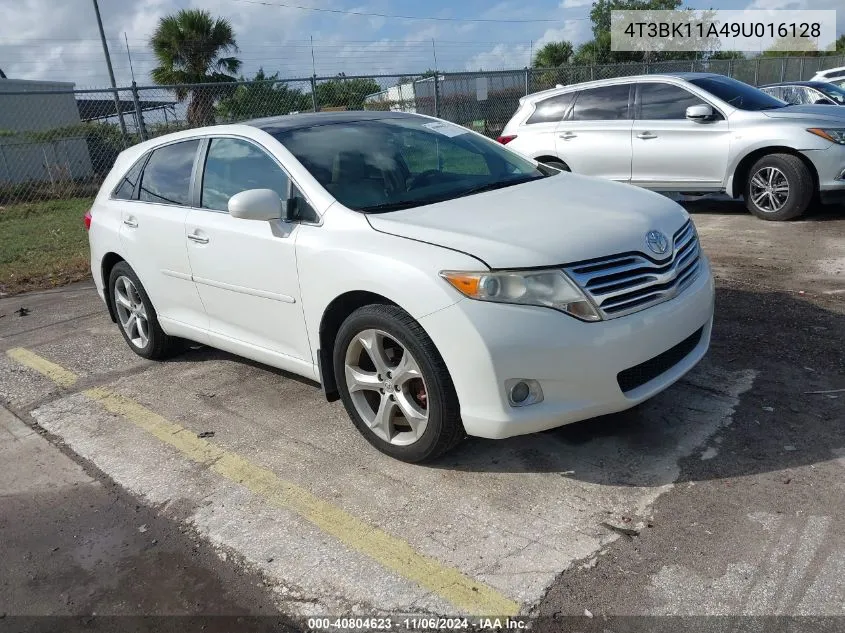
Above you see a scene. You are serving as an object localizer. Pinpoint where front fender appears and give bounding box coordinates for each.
[295,205,484,366]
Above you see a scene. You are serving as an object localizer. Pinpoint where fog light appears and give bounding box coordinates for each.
[511,382,530,403]
[505,379,543,407]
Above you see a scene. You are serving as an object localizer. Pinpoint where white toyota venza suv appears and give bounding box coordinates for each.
[87,111,714,462]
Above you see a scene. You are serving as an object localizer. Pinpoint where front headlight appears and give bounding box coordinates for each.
[807,128,845,144]
[440,268,601,321]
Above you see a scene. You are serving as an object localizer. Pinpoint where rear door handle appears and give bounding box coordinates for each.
[187,232,209,245]
[122,217,138,228]
[637,132,657,140]
[559,132,577,139]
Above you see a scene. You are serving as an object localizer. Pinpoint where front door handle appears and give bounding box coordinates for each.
[123,217,138,228]
[637,132,657,140]
[187,232,209,245]
[559,132,577,139]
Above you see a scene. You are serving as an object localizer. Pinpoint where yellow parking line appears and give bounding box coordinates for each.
[6,347,80,388]
[7,347,520,616]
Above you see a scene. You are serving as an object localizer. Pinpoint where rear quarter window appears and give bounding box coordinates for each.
[526,93,574,125]
[111,157,146,200]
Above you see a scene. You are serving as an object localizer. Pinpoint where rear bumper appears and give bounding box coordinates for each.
[419,257,715,439]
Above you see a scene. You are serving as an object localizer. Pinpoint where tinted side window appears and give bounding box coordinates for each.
[291,184,319,223]
[570,85,630,121]
[113,157,146,200]
[638,83,707,120]
[138,140,199,206]
[527,93,574,124]
[201,138,289,212]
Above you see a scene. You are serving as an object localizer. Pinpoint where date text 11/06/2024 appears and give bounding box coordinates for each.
[307,616,528,631]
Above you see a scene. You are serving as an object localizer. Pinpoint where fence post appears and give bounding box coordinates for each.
[780,57,786,82]
[311,75,318,112]
[131,82,147,141]
[524,67,530,96]
[727,59,733,79]
[754,58,760,85]
[799,56,805,80]
[434,71,441,118]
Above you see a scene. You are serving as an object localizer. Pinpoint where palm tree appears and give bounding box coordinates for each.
[532,41,574,68]
[150,9,241,126]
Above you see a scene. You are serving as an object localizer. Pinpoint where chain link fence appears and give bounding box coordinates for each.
[2,53,844,208]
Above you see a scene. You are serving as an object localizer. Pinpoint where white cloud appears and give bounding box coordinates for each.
[560,0,593,9]
[465,21,591,70]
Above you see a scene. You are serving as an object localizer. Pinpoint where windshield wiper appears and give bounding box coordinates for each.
[359,200,424,213]
[457,175,542,198]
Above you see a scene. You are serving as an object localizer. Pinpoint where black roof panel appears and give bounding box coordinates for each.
[244,110,419,134]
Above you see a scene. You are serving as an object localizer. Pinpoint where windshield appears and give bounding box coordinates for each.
[271,117,547,212]
[817,83,845,104]
[688,76,787,111]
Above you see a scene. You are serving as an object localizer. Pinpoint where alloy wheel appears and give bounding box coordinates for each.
[114,275,149,349]
[750,166,790,213]
[344,329,429,446]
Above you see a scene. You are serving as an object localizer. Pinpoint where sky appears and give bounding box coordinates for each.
[0,0,842,89]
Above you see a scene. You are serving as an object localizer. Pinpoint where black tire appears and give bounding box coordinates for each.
[744,153,814,221]
[542,160,570,172]
[108,261,177,360]
[333,304,464,463]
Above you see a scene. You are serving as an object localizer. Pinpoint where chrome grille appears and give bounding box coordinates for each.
[564,220,701,320]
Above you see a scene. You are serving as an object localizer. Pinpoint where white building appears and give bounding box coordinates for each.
[0,78,93,186]
[364,82,418,113]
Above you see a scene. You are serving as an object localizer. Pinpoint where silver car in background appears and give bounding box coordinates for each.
[500,73,845,220]
[760,82,845,107]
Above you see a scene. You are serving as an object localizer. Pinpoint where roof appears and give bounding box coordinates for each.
[759,81,830,88]
[76,98,176,122]
[522,72,724,101]
[245,110,418,133]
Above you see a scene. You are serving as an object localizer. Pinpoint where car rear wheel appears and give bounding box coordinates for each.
[333,304,464,462]
[744,154,814,221]
[109,261,177,360]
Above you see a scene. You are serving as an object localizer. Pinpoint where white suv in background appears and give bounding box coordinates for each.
[87,111,713,462]
[499,73,845,221]
[812,66,845,89]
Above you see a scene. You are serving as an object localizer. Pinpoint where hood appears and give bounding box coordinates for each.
[366,174,689,268]
[762,104,845,123]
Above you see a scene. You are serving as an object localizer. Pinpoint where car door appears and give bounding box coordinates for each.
[631,82,731,190]
[118,138,209,337]
[184,136,312,366]
[555,83,633,181]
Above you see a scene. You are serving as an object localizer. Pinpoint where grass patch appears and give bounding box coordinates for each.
[0,197,93,295]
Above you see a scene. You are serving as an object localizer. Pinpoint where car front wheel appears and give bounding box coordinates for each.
[744,153,814,221]
[333,304,464,462]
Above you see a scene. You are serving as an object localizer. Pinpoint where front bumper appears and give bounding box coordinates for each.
[804,145,845,196]
[420,257,715,439]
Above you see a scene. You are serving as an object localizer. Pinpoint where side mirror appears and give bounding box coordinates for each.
[686,104,714,122]
[228,189,284,221]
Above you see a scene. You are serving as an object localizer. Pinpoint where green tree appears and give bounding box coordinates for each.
[216,68,312,121]
[315,74,382,110]
[533,41,574,68]
[708,50,746,60]
[150,9,241,126]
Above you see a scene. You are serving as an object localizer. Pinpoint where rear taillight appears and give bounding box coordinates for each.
[497,135,517,145]
[83,210,92,231]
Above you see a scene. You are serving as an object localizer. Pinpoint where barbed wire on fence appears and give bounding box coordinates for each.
[1,53,844,207]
